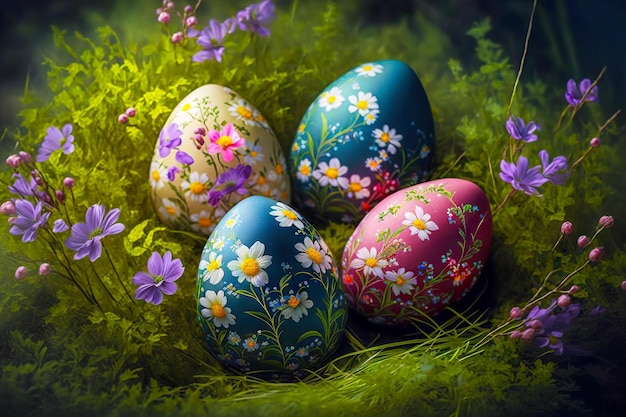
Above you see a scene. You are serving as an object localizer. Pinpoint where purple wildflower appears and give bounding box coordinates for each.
[208,190,225,207]
[9,173,38,198]
[499,156,548,196]
[132,251,184,305]
[36,124,75,162]
[193,20,228,63]
[565,78,599,107]
[9,199,51,242]
[65,204,125,262]
[158,123,183,158]
[167,166,181,181]
[53,219,69,233]
[236,0,275,36]
[216,164,252,194]
[175,150,194,165]
[506,116,540,143]
[539,150,568,185]
[525,301,580,356]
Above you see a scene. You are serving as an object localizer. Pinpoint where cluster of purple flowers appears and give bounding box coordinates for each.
[3,123,185,306]
[158,122,195,166]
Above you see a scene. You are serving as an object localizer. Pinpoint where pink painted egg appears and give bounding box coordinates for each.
[340,178,492,326]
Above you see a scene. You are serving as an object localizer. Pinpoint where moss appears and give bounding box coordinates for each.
[1,2,624,417]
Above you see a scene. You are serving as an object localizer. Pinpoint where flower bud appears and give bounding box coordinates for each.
[15,266,27,280]
[186,16,197,27]
[598,215,614,228]
[509,330,522,340]
[0,200,15,215]
[156,7,163,15]
[18,151,32,164]
[118,113,129,124]
[193,126,206,136]
[568,285,579,294]
[8,216,15,225]
[171,31,184,43]
[125,107,137,117]
[621,281,626,291]
[55,190,66,204]
[588,247,603,262]
[557,294,571,307]
[520,328,535,341]
[577,235,590,248]
[509,306,523,319]
[166,1,175,8]
[560,221,573,235]
[184,4,193,13]
[528,319,543,329]
[39,263,50,276]
[32,171,44,186]
[6,154,21,168]
[590,137,601,147]
[63,177,75,189]
[158,12,170,24]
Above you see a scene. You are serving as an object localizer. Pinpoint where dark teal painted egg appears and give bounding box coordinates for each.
[289,60,435,226]
[196,196,348,378]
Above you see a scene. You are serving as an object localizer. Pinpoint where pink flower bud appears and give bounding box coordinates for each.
[590,137,601,147]
[15,266,27,280]
[193,127,206,136]
[18,151,32,164]
[125,107,137,117]
[509,306,523,319]
[577,235,590,248]
[184,4,193,13]
[33,171,44,186]
[186,16,197,27]
[118,113,129,124]
[568,285,579,294]
[0,200,15,215]
[166,1,175,8]
[520,328,535,341]
[589,247,603,262]
[156,7,163,15]
[55,190,66,204]
[560,221,573,235]
[63,177,75,189]
[621,281,626,291]
[598,215,614,228]
[557,294,571,307]
[158,12,170,24]
[8,216,15,225]
[509,330,522,340]
[6,154,21,168]
[39,263,50,276]
[171,31,184,43]
[528,319,543,329]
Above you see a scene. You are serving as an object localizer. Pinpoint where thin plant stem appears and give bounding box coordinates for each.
[492,188,516,217]
[103,244,135,305]
[507,0,537,117]
[90,261,119,304]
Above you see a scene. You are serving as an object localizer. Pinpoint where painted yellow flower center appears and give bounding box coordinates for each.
[210,303,225,318]
[380,132,390,143]
[198,217,212,228]
[250,150,258,158]
[413,219,427,230]
[365,258,377,268]
[247,339,256,348]
[328,95,336,104]
[306,247,323,265]
[226,219,236,228]
[217,135,233,147]
[396,276,405,286]
[356,100,369,110]
[257,176,266,186]
[275,164,283,175]
[242,258,260,276]
[298,124,305,133]
[189,182,205,195]
[208,259,220,271]
[237,106,253,119]
[166,206,176,215]
[256,113,265,122]
[325,167,339,179]
[151,170,160,181]
[282,210,298,220]
[288,295,300,308]
[368,160,379,169]
[362,65,373,71]
[182,103,191,112]
[349,182,362,192]
[299,165,311,176]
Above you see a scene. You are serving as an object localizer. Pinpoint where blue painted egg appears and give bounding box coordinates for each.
[289,60,435,225]
[196,196,348,378]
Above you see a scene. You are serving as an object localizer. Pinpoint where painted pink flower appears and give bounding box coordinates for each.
[206,123,245,162]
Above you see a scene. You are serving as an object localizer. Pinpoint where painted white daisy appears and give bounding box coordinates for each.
[355,63,384,77]
[349,247,388,278]
[252,108,270,128]
[149,161,168,190]
[280,291,314,323]
[295,236,332,274]
[244,141,264,165]
[373,125,403,154]
[181,171,209,203]
[225,217,238,229]
[385,268,417,296]
[171,99,202,126]
[319,87,345,112]
[346,174,371,199]
[269,202,304,229]
[312,158,349,188]
[267,162,285,182]
[158,198,180,221]
[200,290,236,328]
[402,206,439,241]
[200,252,225,284]
[191,210,219,235]
[297,159,312,183]
[227,241,272,287]
[347,91,379,116]
[228,99,256,126]
[365,157,382,172]
[364,109,380,125]
[212,236,225,251]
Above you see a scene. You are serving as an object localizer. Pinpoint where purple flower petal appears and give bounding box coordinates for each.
[132,271,155,286]
[53,218,69,233]
[147,251,164,276]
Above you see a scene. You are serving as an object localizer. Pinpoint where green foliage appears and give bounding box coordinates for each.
[0,2,624,417]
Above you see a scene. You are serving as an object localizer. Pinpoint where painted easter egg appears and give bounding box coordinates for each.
[341,178,492,326]
[196,196,348,378]
[149,84,291,237]
[289,59,435,226]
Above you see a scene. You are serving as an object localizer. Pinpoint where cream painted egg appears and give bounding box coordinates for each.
[149,84,291,236]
